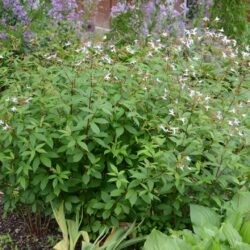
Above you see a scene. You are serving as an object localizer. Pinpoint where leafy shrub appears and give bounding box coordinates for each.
[144,191,250,250]
[0,27,249,234]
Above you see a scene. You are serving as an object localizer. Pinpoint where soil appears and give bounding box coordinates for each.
[0,193,59,250]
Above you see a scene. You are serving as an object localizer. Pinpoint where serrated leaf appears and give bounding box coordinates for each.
[40,178,49,190]
[72,151,83,162]
[90,122,100,134]
[116,127,124,138]
[40,155,51,167]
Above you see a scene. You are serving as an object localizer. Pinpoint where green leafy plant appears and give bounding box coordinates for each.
[144,191,250,250]
[0,24,249,234]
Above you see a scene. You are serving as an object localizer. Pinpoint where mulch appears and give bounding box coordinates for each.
[0,193,59,250]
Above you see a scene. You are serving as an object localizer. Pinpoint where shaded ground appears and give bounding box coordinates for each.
[0,194,59,250]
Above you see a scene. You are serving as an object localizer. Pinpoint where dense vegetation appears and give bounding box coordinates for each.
[0,0,249,249]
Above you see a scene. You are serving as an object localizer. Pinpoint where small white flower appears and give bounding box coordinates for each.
[147,52,153,57]
[75,60,83,66]
[203,17,209,22]
[159,124,168,132]
[11,97,18,103]
[0,120,4,125]
[216,111,223,120]
[2,124,10,130]
[126,46,135,54]
[130,59,136,65]
[189,90,196,97]
[170,127,179,135]
[205,96,211,102]
[75,47,87,53]
[104,73,111,81]
[186,156,191,162]
[230,53,236,58]
[169,109,175,116]
[214,17,220,22]
[233,118,240,126]
[0,55,3,59]
[46,54,57,60]
[238,131,244,137]
[110,46,116,53]
[24,97,32,103]
[184,69,189,76]
[170,64,176,70]
[161,32,168,37]
[228,120,234,126]
[65,41,71,46]
[205,105,210,111]
[10,106,17,112]
[179,117,186,124]
[102,55,112,64]
[229,108,236,113]
[222,52,227,58]
[85,41,92,47]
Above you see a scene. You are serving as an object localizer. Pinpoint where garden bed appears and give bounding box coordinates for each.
[0,194,58,250]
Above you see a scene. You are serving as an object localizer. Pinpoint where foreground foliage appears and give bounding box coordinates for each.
[144,191,250,250]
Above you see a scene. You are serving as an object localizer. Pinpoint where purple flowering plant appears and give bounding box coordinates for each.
[111,0,190,38]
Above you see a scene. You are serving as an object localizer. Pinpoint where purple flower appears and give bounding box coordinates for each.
[49,0,81,22]
[111,3,128,16]
[143,1,155,17]
[23,30,33,42]
[0,33,8,40]
[2,0,30,25]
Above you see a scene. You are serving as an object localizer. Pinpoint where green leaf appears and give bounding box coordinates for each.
[230,192,250,214]
[77,141,88,151]
[94,118,108,124]
[124,125,138,135]
[19,177,27,189]
[40,178,49,191]
[40,155,52,168]
[116,127,124,138]
[125,189,137,206]
[222,222,242,248]
[90,122,100,134]
[144,229,189,250]
[73,151,83,162]
[240,220,250,244]
[190,204,220,228]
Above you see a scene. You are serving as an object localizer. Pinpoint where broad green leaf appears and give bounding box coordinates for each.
[222,222,242,248]
[230,192,250,214]
[240,220,250,244]
[190,204,220,228]
[143,229,190,250]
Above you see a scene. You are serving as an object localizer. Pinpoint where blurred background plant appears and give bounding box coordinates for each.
[211,0,249,43]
